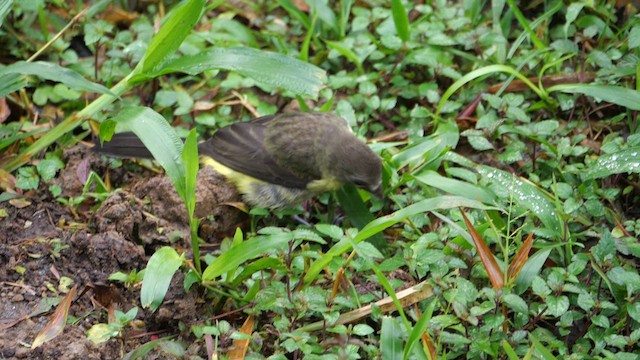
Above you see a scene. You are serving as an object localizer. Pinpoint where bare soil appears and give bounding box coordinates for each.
[0,145,244,359]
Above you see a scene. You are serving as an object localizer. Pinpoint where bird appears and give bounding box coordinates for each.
[94,112,383,209]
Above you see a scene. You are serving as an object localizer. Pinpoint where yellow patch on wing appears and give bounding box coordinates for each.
[307,177,343,192]
[200,156,264,194]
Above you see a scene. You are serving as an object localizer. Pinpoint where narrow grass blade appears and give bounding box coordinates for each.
[0,61,112,95]
[276,0,311,29]
[391,0,410,42]
[137,0,206,75]
[404,299,436,360]
[529,333,558,360]
[0,0,13,27]
[548,83,640,111]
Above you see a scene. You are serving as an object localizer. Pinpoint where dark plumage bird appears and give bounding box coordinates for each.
[95,112,382,209]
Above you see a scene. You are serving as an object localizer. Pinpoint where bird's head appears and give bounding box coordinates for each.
[330,139,383,197]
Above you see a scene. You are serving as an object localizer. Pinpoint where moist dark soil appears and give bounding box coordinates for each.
[0,145,244,359]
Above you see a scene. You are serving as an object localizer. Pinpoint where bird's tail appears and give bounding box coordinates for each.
[92,132,154,159]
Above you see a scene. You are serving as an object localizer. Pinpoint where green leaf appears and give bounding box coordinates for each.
[352,324,374,336]
[628,302,640,323]
[324,40,364,75]
[314,224,344,240]
[529,333,558,360]
[229,258,285,287]
[440,331,471,345]
[0,0,14,28]
[404,299,435,360]
[141,247,184,312]
[276,0,311,29]
[545,295,569,317]
[335,184,385,249]
[105,106,186,201]
[380,317,403,359]
[413,170,496,203]
[515,249,551,293]
[137,0,206,75]
[477,166,562,238]
[147,47,326,98]
[304,196,494,285]
[582,147,640,180]
[182,129,199,219]
[0,73,27,98]
[629,25,640,49]
[202,231,293,281]
[392,121,459,169]
[0,61,112,95]
[36,158,63,181]
[391,0,410,42]
[122,336,177,360]
[502,293,528,314]
[548,84,640,111]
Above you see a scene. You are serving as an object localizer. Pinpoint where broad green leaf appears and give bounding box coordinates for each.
[502,293,528,313]
[414,170,496,203]
[582,147,640,180]
[202,232,293,281]
[105,106,186,200]
[137,0,206,75]
[0,61,112,95]
[304,196,495,285]
[148,47,326,98]
[477,166,562,238]
[545,295,569,317]
[381,317,403,359]
[141,247,184,312]
[548,84,640,111]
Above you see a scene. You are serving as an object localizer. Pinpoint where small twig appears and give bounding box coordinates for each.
[28,7,91,62]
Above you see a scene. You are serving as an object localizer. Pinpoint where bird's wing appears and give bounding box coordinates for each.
[198,116,313,189]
